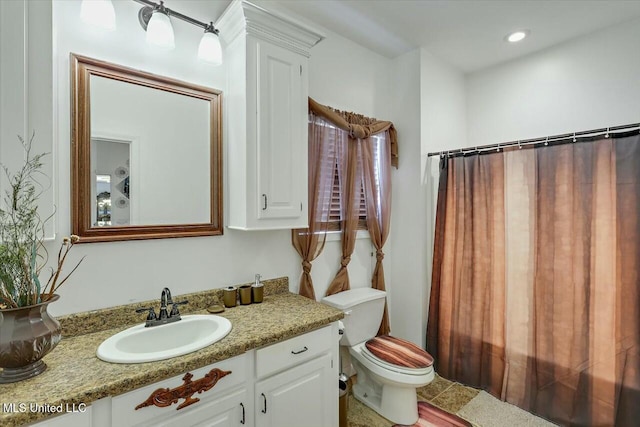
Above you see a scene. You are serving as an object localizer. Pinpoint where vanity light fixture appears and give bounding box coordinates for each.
[142,1,175,49]
[135,0,223,65]
[80,0,116,31]
[505,30,530,43]
[198,23,223,65]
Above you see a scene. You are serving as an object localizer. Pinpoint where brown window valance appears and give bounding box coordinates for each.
[308,97,398,168]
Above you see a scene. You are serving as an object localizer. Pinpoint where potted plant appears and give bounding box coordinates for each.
[0,135,83,383]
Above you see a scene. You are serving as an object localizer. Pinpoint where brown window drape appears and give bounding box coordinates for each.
[309,98,398,168]
[360,134,392,336]
[296,98,396,335]
[324,130,362,296]
[428,134,640,426]
[291,113,339,300]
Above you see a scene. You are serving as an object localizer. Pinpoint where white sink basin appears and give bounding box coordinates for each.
[96,315,232,364]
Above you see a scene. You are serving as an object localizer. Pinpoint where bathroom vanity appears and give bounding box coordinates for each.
[0,279,342,427]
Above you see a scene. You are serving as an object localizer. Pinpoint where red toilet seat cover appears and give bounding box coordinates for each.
[364,335,434,369]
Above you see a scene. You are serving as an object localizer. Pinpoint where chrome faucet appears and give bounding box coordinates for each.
[136,287,188,327]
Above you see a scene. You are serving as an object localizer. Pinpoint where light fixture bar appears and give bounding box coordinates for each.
[133,0,219,34]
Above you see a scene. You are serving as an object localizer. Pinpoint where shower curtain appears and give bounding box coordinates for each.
[427,134,640,427]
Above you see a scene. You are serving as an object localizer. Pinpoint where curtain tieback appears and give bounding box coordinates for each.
[376,249,385,261]
[302,260,312,274]
[340,256,351,267]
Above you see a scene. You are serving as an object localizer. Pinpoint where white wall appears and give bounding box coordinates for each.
[0,0,54,239]
[42,1,397,315]
[49,0,301,315]
[387,49,422,345]
[306,27,395,299]
[387,48,467,347]
[467,17,640,146]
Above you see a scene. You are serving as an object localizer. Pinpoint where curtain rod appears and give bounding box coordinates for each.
[427,122,640,158]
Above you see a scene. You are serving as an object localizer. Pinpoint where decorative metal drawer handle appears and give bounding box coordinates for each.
[262,194,268,210]
[135,368,231,411]
[291,346,308,355]
[261,393,267,413]
[240,402,246,424]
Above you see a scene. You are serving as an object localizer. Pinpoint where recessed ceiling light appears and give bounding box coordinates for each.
[505,30,530,43]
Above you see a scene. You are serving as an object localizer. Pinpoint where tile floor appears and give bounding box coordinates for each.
[346,374,480,427]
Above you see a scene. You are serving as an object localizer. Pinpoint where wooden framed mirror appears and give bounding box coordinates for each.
[71,54,223,242]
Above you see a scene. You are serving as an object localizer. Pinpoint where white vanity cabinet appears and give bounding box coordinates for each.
[110,354,250,427]
[217,0,324,230]
[27,324,339,427]
[254,325,338,427]
[28,407,92,427]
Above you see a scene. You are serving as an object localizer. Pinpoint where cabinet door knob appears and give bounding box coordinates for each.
[240,402,245,424]
[261,393,267,414]
[262,194,268,210]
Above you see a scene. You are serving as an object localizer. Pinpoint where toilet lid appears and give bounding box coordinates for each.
[364,335,434,370]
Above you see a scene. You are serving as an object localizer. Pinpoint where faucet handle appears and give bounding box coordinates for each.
[136,307,157,321]
[170,300,188,317]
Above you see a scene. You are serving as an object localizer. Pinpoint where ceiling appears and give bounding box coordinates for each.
[205,0,640,73]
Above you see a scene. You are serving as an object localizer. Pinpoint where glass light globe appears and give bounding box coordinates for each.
[80,0,116,31]
[198,31,223,65]
[146,10,175,49]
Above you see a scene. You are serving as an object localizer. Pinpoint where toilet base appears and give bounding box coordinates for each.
[353,380,420,425]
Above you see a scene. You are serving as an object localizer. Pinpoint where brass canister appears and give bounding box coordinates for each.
[252,284,264,303]
[222,286,237,308]
[239,285,252,305]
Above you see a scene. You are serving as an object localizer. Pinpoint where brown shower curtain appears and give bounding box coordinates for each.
[428,134,640,427]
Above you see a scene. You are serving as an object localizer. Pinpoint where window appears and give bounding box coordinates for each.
[309,113,388,234]
[323,133,385,232]
[326,159,367,231]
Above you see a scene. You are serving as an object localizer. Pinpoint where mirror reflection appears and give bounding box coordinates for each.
[71,54,223,242]
[89,74,211,226]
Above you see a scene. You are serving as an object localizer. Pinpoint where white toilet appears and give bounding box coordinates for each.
[322,288,435,425]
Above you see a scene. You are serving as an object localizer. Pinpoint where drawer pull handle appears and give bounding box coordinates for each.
[262,194,268,210]
[135,368,231,411]
[261,393,267,414]
[291,346,308,355]
[240,402,245,424]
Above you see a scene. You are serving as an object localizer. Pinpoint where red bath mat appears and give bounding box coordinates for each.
[393,401,472,427]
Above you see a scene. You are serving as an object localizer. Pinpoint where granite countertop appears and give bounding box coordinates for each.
[0,277,343,426]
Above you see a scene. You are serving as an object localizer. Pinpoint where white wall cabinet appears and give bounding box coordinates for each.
[217,0,324,230]
[255,41,306,222]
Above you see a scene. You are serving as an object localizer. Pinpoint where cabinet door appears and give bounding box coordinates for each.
[112,355,247,427]
[256,353,334,427]
[153,387,248,427]
[256,41,307,222]
[28,407,92,427]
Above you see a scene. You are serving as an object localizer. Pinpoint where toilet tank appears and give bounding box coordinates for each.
[322,288,386,346]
